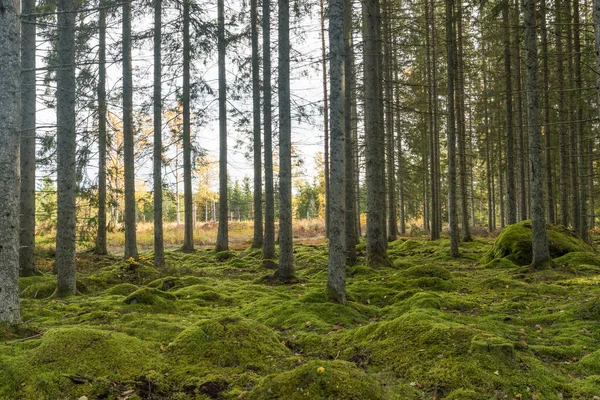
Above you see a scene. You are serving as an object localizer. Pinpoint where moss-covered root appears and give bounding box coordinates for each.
[249,360,391,400]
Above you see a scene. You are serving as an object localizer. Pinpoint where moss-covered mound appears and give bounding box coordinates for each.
[483,221,593,266]
[249,360,389,400]
[167,317,290,371]
[330,310,561,398]
[30,327,153,376]
[0,327,157,398]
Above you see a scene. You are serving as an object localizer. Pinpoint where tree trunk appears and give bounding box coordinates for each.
[123,0,138,260]
[503,0,517,225]
[0,0,22,322]
[277,0,295,280]
[96,0,108,256]
[363,0,388,266]
[524,0,551,269]
[513,0,527,221]
[153,0,165,267]
[565,0,579,232]
[573,0,587,241]
[263,0,276,260]
[320,0,330,238]
[251,0,263,248]
[425,0,438,239]
[556,0,569,227]
[182,0,194,252]
[446,0,459,257]
[327,0,347,304]
[216,0,229,252]
[20,0,38,273]
[383,0,397,241]
[431,0,442,237]
[540,0,555,224]
[455,2,471,241]
[56,0,78,294]
[344,0,358,264]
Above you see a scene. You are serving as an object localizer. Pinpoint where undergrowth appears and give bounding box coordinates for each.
[1,232,600,399]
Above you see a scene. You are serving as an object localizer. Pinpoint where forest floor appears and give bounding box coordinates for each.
[2,226,600,399]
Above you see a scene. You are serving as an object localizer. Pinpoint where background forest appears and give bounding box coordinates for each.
[2,0,600,397]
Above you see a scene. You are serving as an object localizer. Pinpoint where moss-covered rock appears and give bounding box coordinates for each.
[20,275,57,299]
[249,360,390,400]
[483,221,592,266]
[167,317,290,372]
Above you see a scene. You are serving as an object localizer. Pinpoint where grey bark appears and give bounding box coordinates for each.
[327,0,347,304]
[251,0,263,249]
[363,0,388,266]
[277,0,295,280]
[425,0,438,238]
[430,0,442,238]
[320,0,330,238]
[502,0,516,225]
[56,0,78,295]
[383,0,396,241]
[540,0,555,224]
[573,0,587,241]
[96,0,108,256]
[20,0,37,273]
[513,0,527,221]
[123,0,138,260]
[344,0,358,264]
[153,0,165,267]
[565,0,579,232]
[263,0,276,260]
[216,0,229,251]
[446,0,459,257]
[455,3,471,241]
[182,0,194,252]
[556,0,569,227]
[595,0,600,126]
[0,0,22,323]
[524,0,551,269]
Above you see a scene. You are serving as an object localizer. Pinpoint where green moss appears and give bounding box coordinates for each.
[481,258,519,269]
[578,350,600,375]
[167,317,289,371]
[102,283,139,296]
[403,264,451,280]
[468,333,514,361]
[249,360,391,400]
[20,275,57,299]
[553,251,600,267]
[0,327,157,399]
[215,250,235,261]
[444,388,484,400]
[484,221,592,266]
[123,287,177,313]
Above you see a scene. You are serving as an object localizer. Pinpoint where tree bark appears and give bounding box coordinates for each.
[263,0,276,260]
[513,0,527,221]
[216,0,229,251]
[123,0,138,260]
[383,0,397,241]
[20,0,38,273]
[565,0,579,232]
[96,0,108,256]
[182,0,194,252]
[320,0,330,238]
[363,0,388,266]
[503,0,517,225]
[446,0,459,257]
[251,0,263,248]
[540,0,554,224]
[327,0,347,304]
[573,0,587,241]
[455,2,471,241]
[524,0,551,269]
[344,0,358,264]
[153,0,165,267]
[0,0,22,322]
[556,0,569,227]
[56,0,78,295]
[277,0,295,280]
